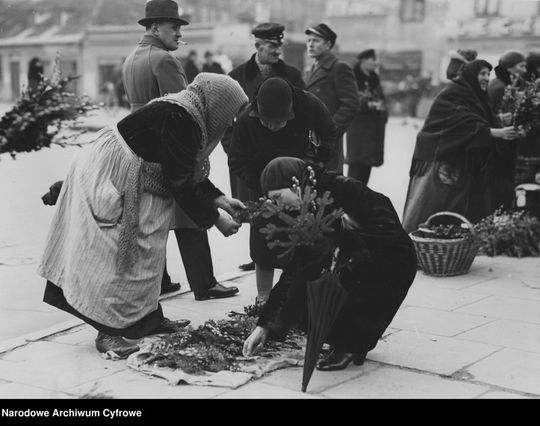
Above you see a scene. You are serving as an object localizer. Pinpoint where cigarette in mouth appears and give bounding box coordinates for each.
[178,40,188,45]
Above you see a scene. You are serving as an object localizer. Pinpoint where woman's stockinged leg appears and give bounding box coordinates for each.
[255,264,274,301]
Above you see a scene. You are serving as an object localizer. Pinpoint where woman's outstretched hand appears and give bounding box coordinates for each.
[243,326,268,357]
[491,126,517,140]
[215,210,241,237]
[213,195,246,216]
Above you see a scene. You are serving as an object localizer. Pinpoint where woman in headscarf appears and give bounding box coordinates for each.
[243,157,417,371]
[402,60,518,233]
[488,50,527,113]
[445,49,477,81]
[38,73,249,357]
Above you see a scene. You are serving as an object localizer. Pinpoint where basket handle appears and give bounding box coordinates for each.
[424,211,474,233]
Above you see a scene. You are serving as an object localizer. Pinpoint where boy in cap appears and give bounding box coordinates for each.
[304,23,359,174]
[228,77,338,301]
[223,22,305,271]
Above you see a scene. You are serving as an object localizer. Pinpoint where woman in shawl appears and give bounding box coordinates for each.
[243,157,417,371]
[402,60,518,233]
[38,73,249,357]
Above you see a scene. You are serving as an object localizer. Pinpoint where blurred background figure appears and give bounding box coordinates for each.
[202,50,225,74]
[346,49,387,185]
[185,49,200,83]
[488,49,527,112]
[27,57,44,92]
[446,49,478,81]
[304,23,358,174]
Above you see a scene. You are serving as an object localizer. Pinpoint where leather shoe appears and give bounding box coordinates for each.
[151,317,191,334]
[95,332,139,358]
[195,282,239,301]
[316,350,367,371]
[160,281,181,295]
[238,261,255,271]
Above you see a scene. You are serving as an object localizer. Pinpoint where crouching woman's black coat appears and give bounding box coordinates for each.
[257,170,417,354]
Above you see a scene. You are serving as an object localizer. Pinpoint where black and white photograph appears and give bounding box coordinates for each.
[0,0,539,405]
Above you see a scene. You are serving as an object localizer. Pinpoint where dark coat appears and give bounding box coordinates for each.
[346,67,387,166]
[304,52,359,136]
[402,64,513,232]
[228,87,338,197]
[223,54,305,200]
[122,35,187,112]
[257,170,417,354]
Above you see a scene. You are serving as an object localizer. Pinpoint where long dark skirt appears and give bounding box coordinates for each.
[44,281,164,339]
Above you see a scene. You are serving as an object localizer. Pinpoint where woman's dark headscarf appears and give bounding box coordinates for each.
[260,157,308,194]
[456,59,493,116]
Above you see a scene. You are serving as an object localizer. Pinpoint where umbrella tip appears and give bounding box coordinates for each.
[301,386,307,392]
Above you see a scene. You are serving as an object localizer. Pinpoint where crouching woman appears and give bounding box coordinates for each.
[243,157,417,371]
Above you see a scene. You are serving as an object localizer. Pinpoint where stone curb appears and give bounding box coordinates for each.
[0,270,255,355]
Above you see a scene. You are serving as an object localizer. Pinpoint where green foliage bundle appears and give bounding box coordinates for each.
[474,208,540,257]
[141,306,303,375]
[0,53,98,158]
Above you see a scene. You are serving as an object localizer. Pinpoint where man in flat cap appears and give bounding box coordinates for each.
[304,23,359,174]
[228,77,338,300]
[223,22,305,271]
[122,0,239,300]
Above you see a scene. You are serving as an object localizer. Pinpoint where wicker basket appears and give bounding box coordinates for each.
[409,212,480,277]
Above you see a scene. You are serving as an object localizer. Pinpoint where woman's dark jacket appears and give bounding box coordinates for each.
[257,170,417,353]
[117,101,223,229]
[346,66,387,166]
[228,87,338,196]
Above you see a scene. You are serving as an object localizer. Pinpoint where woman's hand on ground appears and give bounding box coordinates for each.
[213,195,246,216]
[215,210,241,237]
[243,326,268,357]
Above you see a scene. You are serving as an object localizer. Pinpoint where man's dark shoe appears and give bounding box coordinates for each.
[160,281,181,295]
[151,317,191,334]
[95,332,140,358]
[195,282,239,301]
[238,261,255,271]
[316,350,367,371]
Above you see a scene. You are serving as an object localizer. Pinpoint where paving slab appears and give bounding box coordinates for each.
[0,382,76,399]
[402,283,491,311]
[368,330,500,376]
[320,366,489,399]
[69,370,228,399]
[0,342,125,391]
[456,320,540,353]
[467,348,540,395]
[455,296,540,324]
[390,306,494,337]
[259,361,378,394]
[478,391,532,399]
[215,381,322,399]
[466,277,540,301]
[412,271,495,290]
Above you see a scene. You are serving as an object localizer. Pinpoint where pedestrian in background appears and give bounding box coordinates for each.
[184,50,200,83]
[402,60,518,233]
[304,23,359,174]
[27,57,44,92]
[224,22,305,272]
[202,50,225,74]
[122,0,239,300]
[38,74,249,357]
[346,49,387,184]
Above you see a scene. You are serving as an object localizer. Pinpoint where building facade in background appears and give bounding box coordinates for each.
[0,0,538,103]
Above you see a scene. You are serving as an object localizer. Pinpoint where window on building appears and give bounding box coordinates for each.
[474,0,500,17]
[400,0,425,22]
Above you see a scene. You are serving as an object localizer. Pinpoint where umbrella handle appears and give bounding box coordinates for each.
[330,247,341,273]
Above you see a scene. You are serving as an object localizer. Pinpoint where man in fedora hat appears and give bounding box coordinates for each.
[304,23,359,174]
[223,22,305,272]
[228,77,338,301]
[122,0,239,301]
